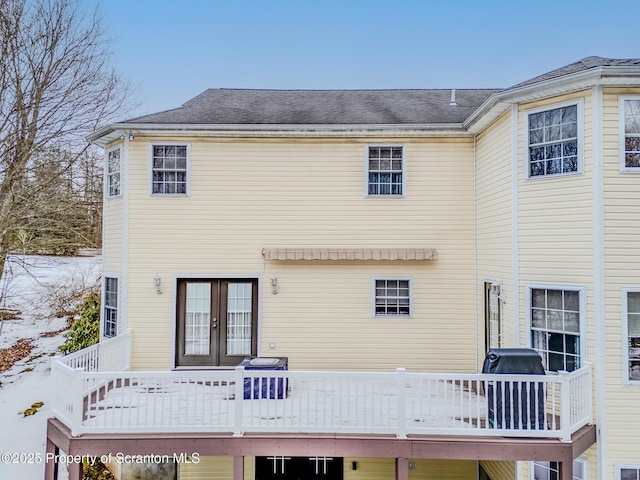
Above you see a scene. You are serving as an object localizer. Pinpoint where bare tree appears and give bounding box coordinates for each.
[0,0,132,278]
[14,148,104,255]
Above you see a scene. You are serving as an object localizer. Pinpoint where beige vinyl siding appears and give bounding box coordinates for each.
[602,87,640,473]
[345,458,395,480]
[479,460,515,480]
[345,458,477,480]
[178,456,254,480]
[124,136,476,371]
[179,457,475,480]
[475,110,515,355]
[516,91,594,347]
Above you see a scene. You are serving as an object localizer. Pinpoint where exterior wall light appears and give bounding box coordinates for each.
[154,274,162,294]
[271,275,278,294]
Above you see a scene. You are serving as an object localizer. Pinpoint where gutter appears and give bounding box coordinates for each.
[87,123,471,147]
[87,65,640,147]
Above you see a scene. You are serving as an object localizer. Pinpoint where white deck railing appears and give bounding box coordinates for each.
[51,335,592,442]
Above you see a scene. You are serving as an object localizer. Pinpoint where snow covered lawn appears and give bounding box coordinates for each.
[0,255,101,479]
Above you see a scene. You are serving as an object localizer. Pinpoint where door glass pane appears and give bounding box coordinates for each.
[487,284,501,349]
[227,282,252,355]
[185,283,211,355]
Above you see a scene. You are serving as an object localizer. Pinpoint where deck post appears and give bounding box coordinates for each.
[68,459,82,480]
[233,456,244,480]
[558,370,572,442]
[234,366,245,436]
[71,369,85,436]
[396,458,409,480]
[44,439,59,480]
[558,460,573,479]
[396,368,407,438]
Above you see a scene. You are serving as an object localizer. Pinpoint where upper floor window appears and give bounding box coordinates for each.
[622,289,640,383]
[367,146,404,195]
[373,278,411,316]
[107,147,121,197]
[527,103,580,178]
[530,286,583,372]
[152,144,188,194]
[621,97,640,171]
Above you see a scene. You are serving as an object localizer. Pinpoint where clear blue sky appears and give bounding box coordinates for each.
[92,0,639,118]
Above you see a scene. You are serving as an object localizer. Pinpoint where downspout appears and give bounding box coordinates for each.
[592,84,607,480]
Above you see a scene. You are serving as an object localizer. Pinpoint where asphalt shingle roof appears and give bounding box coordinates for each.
[124,89,501,125]
[119,57,640,128]
[510,56,640,89]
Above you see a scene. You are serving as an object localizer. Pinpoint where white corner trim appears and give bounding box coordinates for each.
[591,84,607,480]
[511,105,520,347]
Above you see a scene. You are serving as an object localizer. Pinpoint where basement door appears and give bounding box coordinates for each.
[255,457,344,480]
[176,279,258,367]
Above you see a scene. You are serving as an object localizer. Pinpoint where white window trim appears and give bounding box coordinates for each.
[102,274,120,339]
[105,144,122,199]
[149,142,191,196]
[526,283,587,371]
[524,99,584,180]
[616,464,640,480]
[621,287,640,385]
[619,95,640,172]
[530,457,588,480]
[364,144,406,197]
[371,277,413,318]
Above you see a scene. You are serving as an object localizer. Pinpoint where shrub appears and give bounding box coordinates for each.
[59,291,100,354]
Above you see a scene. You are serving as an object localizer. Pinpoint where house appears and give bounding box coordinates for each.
[45,56,640,480]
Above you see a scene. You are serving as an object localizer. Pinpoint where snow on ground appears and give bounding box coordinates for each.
[0,255,101,480]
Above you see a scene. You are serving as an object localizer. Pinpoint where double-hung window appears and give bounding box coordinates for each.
[622,289,640,382]
[621,97,640,170]
[104,277,118,338]
[527,103,580,178]
[367,146,404,195]
[530,286,583,372]
[619,466,640,480]
[532,458,587,480]
[373,278,411,316]
[106,146,121,197]
[152,144,188,194]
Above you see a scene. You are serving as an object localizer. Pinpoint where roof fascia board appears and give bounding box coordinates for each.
[466,67,640,133]
[88,123,471,147]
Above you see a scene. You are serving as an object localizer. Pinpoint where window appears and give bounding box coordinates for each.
[532,458,587,480]
[530,286,582,371]
[373,278,411,316]
[527,103,579,178]
[623,289,640,382]
[367,146,404,195]
[621,97,640,170]
[106,147,121,197]
[104,277,118,338]
[619,466,640,480]
[151,144,188,194]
